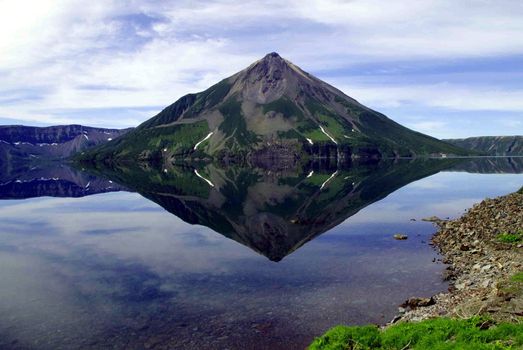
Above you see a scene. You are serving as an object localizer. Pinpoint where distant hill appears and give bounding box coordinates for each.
[80,52,469,163]
[0,125,131,162]
[445,136,523,156]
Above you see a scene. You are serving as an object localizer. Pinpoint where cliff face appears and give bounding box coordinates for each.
[80,52,468,164]
[445,136,523,156]
[0,125,132,161]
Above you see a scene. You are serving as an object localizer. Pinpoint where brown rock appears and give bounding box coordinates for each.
[401,297,435,309]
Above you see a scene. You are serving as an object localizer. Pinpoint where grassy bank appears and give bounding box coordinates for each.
[309,317,523,349]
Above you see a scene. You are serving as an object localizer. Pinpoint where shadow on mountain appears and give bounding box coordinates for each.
[83,158,463,261]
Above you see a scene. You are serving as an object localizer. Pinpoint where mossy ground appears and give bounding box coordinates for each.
[511,272,523,283]
[309,317,523,350]
[497,232,522,244]
[497,271,523,302]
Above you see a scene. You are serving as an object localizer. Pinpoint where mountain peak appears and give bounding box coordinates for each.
[261,51,283,62]
[264,51,281,58]
[252,51,289,73]
[237,52,303,103]
[82,53,471,163]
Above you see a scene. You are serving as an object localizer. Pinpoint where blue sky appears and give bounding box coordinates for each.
[1,0,522,138]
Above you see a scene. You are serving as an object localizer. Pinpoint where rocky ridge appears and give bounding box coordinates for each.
[0,124,131,160]
[445,136,523,156]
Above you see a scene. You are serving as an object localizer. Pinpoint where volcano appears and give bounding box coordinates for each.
[82,52,467,162]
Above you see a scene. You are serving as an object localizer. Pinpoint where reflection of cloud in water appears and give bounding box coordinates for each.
[0,186,447,348]
[408,178,447,189]
[81,227,146,235]
[0,193,255,275]
[425,198,484,217]
[0,193,254,347]
[342,172,521,226]
[0,253,114,347]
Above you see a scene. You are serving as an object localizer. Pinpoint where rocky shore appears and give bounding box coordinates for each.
[398,188,523,324]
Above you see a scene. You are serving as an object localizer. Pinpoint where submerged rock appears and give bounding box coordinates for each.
[393,234,408,240]
[421,216,444,223]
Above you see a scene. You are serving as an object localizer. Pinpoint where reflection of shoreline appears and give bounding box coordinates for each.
[0,162,126,200]
[447,157,523,174]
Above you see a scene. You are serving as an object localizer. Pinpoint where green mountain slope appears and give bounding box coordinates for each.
[80,53,469,163]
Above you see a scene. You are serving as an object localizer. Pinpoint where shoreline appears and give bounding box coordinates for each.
[397,188,523,324]
[310,187,523,348]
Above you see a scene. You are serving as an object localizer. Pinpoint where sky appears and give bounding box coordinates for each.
[1,0,522,139]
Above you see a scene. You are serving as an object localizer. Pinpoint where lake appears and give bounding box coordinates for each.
[0,158,521,349]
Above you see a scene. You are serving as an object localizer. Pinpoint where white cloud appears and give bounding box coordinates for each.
[405,121,448,135]
[334,82,523,112]
[500,119,523,128]
[152,0,523,61]
[1,0,523,131]
[0,1,122,69]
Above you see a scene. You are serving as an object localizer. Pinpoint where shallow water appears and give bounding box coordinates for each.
[0,158,521,349]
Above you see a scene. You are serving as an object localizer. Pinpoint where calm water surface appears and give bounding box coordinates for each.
[0,158,521,349]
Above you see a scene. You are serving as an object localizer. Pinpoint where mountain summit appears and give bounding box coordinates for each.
[82,53,467,162]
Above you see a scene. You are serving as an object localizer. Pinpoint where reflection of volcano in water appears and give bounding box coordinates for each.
[4,157,516,261]
[88,159,460,261]
[0,163,125,199]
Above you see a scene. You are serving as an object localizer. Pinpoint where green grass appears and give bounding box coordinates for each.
[262,97,305,120]
[277,129,305,140]
[309,317,523,350]
[149,122,209,149]
[304,95,464,156]
[138,78,232,127]
[139,94,197,129]
[511,272,523,283]
[303,128,331,142]
[497,271,523,300]
[79,120,210,161]
[305,98,354,142]
[497,232,522,244]
[304,173,332,186]
[219,97,259,148]
[317,113,347,140]
[184,78,232,118]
